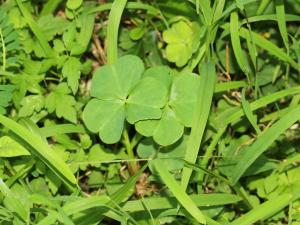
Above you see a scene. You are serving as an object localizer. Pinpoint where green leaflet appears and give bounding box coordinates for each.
[62,57,82,94]
[83,99,125,144]
[0,136,30,157]
[45,83,77,123]
[163,20,202,67]
[0,85,14,115]
[66,0,83,10]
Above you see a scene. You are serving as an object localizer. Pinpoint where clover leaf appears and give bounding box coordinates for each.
[83,55,168,144]
[135,68,200,146]
[163,20,202,67]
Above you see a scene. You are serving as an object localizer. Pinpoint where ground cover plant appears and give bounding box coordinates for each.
[0,0,300,224]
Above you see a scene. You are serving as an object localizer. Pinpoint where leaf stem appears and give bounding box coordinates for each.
[0,29,6,71]
[122,129,137,174]
[198,127,225,187]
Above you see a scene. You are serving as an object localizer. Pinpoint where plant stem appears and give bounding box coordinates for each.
[123,129,137,174]
[198,127,225,188]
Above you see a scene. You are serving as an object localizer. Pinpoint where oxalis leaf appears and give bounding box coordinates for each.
[83,55,168,144]
[135,66,200,146]
[163,20,202,67]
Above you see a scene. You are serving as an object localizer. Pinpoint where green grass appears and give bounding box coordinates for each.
[0,0,300,224]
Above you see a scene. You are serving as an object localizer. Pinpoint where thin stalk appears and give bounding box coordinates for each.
[122,129,137,174]
[0,29,6,71]
[198,127,225,187]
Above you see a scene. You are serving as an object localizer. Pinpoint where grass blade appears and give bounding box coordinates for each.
[181,61,216,190]
[0,179,29,223]
[152,159,206,224]
[215,86,300,126]
[241,88,261,134]
[230,193,293,225]
[107,0,128,64]
[0,115,77,188]
[39,124,85,138]
[39,0,63,17]
[230,105,300,184]
[89,2,159,15]
[214,81,248,93]
[230,11,250,79]
[15,0,55,58]
[122,193,241,212]
[239,27,298,70]
[275,0,289,52]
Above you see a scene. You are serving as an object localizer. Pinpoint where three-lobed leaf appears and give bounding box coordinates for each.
[83,55,168,144]
[163,20,202,67]
[135,69,200,146]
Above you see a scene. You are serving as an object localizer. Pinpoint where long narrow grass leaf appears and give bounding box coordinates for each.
[215,86,300,126]
[152,159,206,224]
[122,193,241,212]
[181,62,216,190]
[15,0,55,58]
[230,11,250,78]
[0,115,77,188]
[241,88,261,134]
[107,0,128,64]
[231,105,300,184]
[230,193,293,225]
[275,0,289,51]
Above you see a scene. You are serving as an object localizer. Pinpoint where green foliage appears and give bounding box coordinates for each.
[0,0,300,224]
[0,85,14,115]
[0,7,20,70]
[163,20,202,67]
[45,83,77,123]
